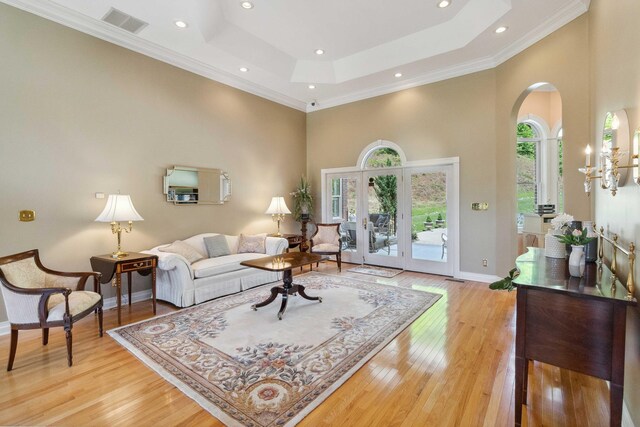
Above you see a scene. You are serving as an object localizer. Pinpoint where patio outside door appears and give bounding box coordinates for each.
[403,165,455,276]
[324,170,402,269]
[363,169,402,269]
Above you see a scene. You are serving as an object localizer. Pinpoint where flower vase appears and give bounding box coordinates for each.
[568,245,586,277]
[544,229,566,258]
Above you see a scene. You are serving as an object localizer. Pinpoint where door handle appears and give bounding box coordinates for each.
[363,217,367,229]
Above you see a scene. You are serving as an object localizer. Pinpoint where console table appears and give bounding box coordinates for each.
[513,248,636,426]
[90,252,157,325]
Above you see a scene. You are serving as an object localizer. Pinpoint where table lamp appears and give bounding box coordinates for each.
[95,194,144,258]
[265,196,291,237]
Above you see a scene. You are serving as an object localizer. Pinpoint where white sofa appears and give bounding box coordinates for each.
[143,233,288,307]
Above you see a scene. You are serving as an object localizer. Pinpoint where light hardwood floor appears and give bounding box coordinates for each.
[0,262,610,426]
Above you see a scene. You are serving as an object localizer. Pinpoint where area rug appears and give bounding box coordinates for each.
[348,265,403,278]
[108,272,440,426]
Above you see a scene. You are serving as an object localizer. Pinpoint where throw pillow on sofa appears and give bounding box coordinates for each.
[159,240,205,263]
[237,234,266,254]
[204,235,231,258]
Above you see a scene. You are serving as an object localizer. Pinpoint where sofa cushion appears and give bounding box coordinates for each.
[237,234,267,254]
[192,253,270,278]
[204,235,231,258]
[159,240,205,263]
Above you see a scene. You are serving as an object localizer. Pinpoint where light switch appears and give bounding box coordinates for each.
[19,210,35,222]
[95,192,105,199]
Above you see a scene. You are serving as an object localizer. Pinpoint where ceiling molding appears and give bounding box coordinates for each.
[311,0,589,112]
[0,0,308,111]
[1,0,589,113]
[492,0,590,66]
[308,56,499,112]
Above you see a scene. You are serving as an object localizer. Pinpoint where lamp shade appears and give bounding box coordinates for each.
[265,196,291,215]
[95,194,144,222]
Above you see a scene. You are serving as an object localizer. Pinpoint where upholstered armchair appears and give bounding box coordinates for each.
[309,223,342,271]
[0,250,103,371]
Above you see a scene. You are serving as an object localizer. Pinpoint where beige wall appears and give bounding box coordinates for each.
[589,0,640,422]
[494,15,591,274]
[307,71,498,274]
[0,4,306,322]
[518,91,563,132]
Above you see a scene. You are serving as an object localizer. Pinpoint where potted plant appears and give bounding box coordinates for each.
[424,215,433,230]
[290,176,313,221]
[435,212,445,228]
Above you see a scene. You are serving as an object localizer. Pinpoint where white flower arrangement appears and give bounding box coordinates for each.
[550,213,574,231]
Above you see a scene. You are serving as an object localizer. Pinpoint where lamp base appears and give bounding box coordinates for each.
[111,250,129,259]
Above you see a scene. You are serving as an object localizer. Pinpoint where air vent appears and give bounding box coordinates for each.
[102,8,148,34]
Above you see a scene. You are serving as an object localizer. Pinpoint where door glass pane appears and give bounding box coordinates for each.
[330,177,358,253]
[411,171,447,262]
[367,175,398,257]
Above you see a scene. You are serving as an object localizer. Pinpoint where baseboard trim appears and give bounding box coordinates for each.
[457,271,502,283]
[623,400,636,427]
[103,289,152,310]
[0,321,9,336]
[0,290,154,336]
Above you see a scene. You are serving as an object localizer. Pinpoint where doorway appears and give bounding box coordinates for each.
[321,141,459,276]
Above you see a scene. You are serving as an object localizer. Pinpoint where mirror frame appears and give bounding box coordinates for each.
[163,166,231,205]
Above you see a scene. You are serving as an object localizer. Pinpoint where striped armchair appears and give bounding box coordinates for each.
[0,250,103,371]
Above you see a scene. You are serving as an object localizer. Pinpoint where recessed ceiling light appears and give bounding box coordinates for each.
[315,49,325,55]
[308,84,316,89]
[241,1,253,9]
[394,72,403,78]
[174,20,188,29]
[239,67,249,72]
[437,0,451,8]
[495,26,508,34]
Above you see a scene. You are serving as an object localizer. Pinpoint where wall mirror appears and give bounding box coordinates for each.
[163,166,231,205]
[600,110,630,189]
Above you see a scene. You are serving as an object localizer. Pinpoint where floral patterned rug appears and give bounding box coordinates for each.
[108,272,441,426]
[347,265,403,278]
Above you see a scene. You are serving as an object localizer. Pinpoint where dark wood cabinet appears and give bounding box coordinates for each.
[513,248,636,426]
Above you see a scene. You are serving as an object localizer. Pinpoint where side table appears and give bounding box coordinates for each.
[281,234,306,252]
[90,252,158,325]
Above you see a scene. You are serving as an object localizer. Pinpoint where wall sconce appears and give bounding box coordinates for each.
[579,110,639,196]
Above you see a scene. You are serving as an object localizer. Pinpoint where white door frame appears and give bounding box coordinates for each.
[321,156,460,278]
[402,164,458,276]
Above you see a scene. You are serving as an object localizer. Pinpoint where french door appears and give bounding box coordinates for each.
[323,161,457,276]
[324,169,402,269]
[403,165,455,276]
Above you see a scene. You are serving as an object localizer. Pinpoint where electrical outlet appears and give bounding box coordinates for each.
[482,259,488,267]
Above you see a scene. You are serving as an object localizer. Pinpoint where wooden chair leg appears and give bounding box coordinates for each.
[98,307,104,337]
[337,253,342,272]
[65,328,73,367]
[42,328,49,345]
[7,329,18,371]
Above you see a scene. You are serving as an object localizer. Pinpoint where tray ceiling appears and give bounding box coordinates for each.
[2,0,590,111]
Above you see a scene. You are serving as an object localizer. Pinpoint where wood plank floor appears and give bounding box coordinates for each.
[0,262,610,426]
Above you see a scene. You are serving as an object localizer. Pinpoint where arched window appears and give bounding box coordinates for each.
[516,122,542,218]
[364,148,402,168]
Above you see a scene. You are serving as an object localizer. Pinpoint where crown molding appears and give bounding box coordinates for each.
[492,0,590,66]
[2,0,588,113]
[308,55,498,112]
[0,0,307,112]
[311,0,589,112]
